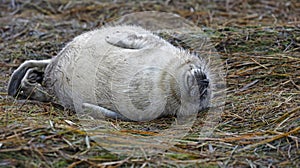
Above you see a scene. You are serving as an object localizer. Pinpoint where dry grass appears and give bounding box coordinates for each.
[0,0,299,167]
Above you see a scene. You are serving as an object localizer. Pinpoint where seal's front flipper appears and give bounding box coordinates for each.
[82,103,131,121]
[8,59,51,100]
[105,29,162,49]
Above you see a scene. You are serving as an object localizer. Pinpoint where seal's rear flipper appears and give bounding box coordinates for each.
[8,59,52,101]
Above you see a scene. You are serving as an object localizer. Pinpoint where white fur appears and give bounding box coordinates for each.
[9,25,211,121]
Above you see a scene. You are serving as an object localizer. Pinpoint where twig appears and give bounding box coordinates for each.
[239,79,260,92]
[237,126,300,152]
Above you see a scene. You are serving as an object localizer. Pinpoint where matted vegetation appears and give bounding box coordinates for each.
[0,0,299,167]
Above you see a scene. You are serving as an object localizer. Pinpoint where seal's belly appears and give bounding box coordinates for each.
[43,25,209,121]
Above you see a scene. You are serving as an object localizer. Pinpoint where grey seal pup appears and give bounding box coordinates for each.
[8,25,211,121]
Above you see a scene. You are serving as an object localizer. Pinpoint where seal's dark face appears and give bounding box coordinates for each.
[184,66,210,103]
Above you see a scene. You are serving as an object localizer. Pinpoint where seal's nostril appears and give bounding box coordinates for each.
[201,79,209,88]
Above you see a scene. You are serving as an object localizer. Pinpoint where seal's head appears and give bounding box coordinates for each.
[173,54,211,116]
[185,65,210,108]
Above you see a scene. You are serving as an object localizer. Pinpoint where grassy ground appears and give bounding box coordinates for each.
[0,0,299,167]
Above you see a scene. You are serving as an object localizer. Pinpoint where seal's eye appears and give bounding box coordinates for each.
[186,71,195,88]
[184,69,197,97]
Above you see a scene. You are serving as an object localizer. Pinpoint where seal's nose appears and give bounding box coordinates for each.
[200,78,209,88]
[192,70,209,99]
[192,69,209,89]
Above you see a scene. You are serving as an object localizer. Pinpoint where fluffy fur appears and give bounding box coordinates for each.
[8,25,211,121]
